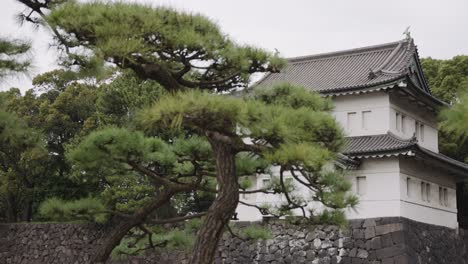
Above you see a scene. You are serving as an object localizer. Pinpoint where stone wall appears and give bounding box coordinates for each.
[0,217,466,264]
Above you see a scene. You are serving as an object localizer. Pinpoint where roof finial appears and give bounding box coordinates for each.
[403,26,411,40]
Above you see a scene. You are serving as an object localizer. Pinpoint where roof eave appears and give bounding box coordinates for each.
[344,145,468,179]
[320,77,406,97]
[412,146,468,179]
[403,76,448,108]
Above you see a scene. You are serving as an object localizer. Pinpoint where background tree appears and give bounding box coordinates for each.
[421,56,468,162]
[0,99,48,222]
[0,69,169,222]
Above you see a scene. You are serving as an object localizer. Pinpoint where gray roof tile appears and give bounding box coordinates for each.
[257,39,415,92]
[343,133,416,155]
[343,133,468,175]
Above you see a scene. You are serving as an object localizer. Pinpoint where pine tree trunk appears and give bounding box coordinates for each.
[91,191,173,263]
[189,139,239,264]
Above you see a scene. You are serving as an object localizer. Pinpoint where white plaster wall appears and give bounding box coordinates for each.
[332,92,390,137]
[399,157,458,227]
[236,157,460,228]
[345,158,401,219]
[236,168,313,221]
[389,94,439,152]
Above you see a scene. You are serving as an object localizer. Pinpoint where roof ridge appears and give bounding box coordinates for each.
[288,39,406,63]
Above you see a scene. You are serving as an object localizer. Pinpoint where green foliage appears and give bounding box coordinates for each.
[253,83,333,111]
[440,91,468,152]
[0,37,31,79]
[67,127,174,173]
[0,110,48,222]
[9,3,353,261]
[236,152,268,177]
[96,71,165,127]
[239,177,253,190]
[185,218,203,232]
[241,226,272,240]
[38,197,108,223]
[66,127,215,213]
[159,229,195,248]
[421,56,468,104]
[308,209,348,227]
[421,56,468,162]
[112,228,194,258]
[46,1,285,91]
[32,69,79,92]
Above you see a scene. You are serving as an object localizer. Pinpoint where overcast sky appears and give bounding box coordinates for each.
[2,0,468,91]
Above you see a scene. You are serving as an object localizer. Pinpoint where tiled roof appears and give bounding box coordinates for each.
[343,133,468,176]
[257,39,416,93]
[343,133,416,155]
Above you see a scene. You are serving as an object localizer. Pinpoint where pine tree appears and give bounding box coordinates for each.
[17,1,356,263]
[0,38,30,80]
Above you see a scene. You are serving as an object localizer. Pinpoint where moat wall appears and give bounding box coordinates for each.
[0,217,466,264]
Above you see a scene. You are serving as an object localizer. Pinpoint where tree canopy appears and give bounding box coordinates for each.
[421,56,468,162]
[10,1,355,264]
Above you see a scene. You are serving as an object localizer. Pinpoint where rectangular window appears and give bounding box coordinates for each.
[444,188,449,206]
[439,187,444,206]
[421,181,426,201]
[362,111,371,130]
[396,113,401,131]
[420,124,425,142]
[407,177,411,198]
[426,183,431,202]
[357,176,367,195]
[415,121,420,138]
[347,112,357,131]
[401,115,406,133]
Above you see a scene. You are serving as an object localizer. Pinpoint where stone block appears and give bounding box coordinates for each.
[356,249,369,259]
[365,227,376,239]
[381,234,393,248]
[391,231,404,245]
[367,237,382,250]
[355,240,365,249]
[352,229,365,239]
[363,219,377,228]
[375,244,405,259]
[393,254,409,264]
[375,224,403,236]
[381,257,394,264]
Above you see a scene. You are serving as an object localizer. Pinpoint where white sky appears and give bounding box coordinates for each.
[1,0,468,91]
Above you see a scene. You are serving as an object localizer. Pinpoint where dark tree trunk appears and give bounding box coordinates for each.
[6,193,17,223]
[189,139,239,264]
[91,190,173,263]
[21,199,33,222]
